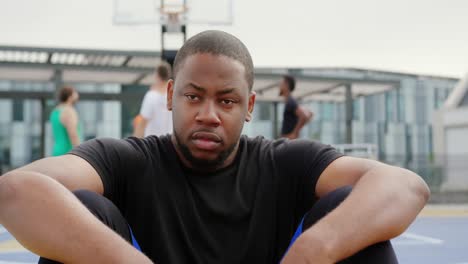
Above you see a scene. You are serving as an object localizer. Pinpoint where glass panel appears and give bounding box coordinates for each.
[12,99,24,121]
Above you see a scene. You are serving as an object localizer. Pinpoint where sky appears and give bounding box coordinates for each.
[0,0,467,78]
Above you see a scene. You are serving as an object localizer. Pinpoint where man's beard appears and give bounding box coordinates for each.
[174,130,238,171]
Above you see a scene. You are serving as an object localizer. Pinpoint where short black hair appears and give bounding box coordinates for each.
[173,30,254,90]
[57,86,75,102]
[283,75,296,92]
[156,61,172,81]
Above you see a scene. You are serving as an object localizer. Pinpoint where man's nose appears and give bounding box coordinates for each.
[195,101,221,127]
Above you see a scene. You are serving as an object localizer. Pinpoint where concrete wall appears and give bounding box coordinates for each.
[444,126,468,190]
[434,107,468,191]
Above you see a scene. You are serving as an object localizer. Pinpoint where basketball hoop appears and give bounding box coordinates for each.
[113,0,234,26]
[159,4,188,33]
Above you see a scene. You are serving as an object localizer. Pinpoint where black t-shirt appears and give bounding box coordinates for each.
[281,96,299,135]
[70,135,342,264]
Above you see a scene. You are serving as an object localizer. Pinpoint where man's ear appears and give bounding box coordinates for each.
[245,91,256,122]
[166,79,174,111]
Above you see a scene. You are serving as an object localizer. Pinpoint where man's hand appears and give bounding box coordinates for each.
[289,106,312,139]
[301,107,313,123]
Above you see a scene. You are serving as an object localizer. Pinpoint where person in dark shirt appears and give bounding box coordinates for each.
[280,75,313,139]
[0,30,429,264]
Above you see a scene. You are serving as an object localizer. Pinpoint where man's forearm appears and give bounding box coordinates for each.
[0,172,152,264]
[292,116,306,135]
[300,165,429,262]
[133,121,146,138]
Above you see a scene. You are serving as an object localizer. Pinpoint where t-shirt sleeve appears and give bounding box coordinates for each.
[275,139,343,216]
[69,137,146,204]
[139,92,156,120]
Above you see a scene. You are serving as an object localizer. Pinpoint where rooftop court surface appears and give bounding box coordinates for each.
[1,205,467,264]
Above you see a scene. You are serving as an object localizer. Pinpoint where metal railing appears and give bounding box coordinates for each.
[334,143,379,159]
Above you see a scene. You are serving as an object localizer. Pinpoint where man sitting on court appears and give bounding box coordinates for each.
[0,30,429,264]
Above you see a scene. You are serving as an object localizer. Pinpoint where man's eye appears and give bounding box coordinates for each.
[186,95,199,101]
[221,99,235,105]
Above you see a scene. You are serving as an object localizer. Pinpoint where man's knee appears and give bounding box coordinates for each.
[322,185,352,208]
[72,190,132,243]
[73,189,105,209]
[38,191,134,264]
[72,189,120,223]
[303,185,352,229]
[302,187,398,263]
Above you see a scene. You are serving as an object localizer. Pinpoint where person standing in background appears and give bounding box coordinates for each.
[50,86,81,156]
[279,75,313,139]
[133,62,173,138]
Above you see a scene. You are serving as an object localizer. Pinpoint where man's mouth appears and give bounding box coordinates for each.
[191,132,222,151]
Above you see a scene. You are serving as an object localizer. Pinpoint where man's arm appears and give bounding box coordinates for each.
[282,156,429,263]
[0,155,152,263]
[133,117,148,138]
[134,92,155,138]
[286,107,311,139]
[61,107,80,146]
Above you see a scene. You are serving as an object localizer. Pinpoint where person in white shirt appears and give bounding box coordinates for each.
[133,62,173,137]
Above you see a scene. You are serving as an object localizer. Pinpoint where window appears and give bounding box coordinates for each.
[257,102,271,121]
[353,99,360,120]
[12,99,24,121]
[385,91,395,122]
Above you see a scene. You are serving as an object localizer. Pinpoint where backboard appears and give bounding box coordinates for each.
[113,0,234,26]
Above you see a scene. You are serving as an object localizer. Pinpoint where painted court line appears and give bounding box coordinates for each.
[394,232,444,245]
[0,262,35,264]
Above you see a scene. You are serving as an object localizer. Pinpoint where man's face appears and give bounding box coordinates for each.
[167,53,255,170]
[279,79,288,96]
